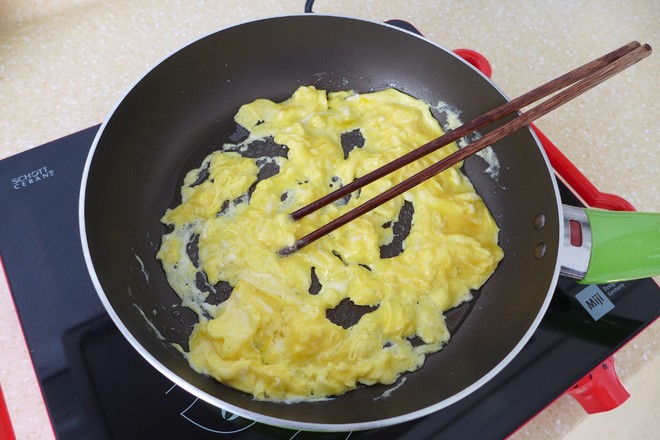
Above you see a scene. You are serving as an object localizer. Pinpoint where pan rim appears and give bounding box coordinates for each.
[78,13,564,432]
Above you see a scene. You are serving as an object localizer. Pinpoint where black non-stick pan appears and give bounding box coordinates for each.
[79,15,651,431]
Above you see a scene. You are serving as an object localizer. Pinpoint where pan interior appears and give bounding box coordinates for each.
[82,15,561,429]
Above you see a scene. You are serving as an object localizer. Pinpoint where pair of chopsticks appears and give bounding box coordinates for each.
[279,41,651,256]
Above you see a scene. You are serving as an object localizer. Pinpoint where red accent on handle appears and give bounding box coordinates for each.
[567,357,630,414]
[0,384,17,440]
[569,220,583,247]
[453,49,493,78]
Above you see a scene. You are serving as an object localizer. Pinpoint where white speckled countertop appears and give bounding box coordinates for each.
[1,1,658,439]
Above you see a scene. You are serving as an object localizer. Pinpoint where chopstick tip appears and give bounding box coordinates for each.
[278,244,298,257]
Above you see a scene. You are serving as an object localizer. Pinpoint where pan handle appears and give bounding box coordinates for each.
[562,206,660,283]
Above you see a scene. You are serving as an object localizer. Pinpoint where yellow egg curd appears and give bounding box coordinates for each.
[156,86,503,401]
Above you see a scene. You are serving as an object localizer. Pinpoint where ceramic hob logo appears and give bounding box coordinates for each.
[575,284,615,321]
[11,166,55,189]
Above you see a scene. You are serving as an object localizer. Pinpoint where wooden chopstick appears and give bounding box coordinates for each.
[279,42,651,256]
[290,41,643,221]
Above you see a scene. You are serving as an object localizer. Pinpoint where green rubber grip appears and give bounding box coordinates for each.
[581,208,660,284]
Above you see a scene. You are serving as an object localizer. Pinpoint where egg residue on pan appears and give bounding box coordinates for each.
[156,86,503,401]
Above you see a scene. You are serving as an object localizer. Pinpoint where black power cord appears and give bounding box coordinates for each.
[304,0,316,13]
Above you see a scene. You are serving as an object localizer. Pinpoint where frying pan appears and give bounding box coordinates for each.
[79,14,659,431]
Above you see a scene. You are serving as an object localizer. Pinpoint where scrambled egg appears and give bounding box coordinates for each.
[156,86,503,401]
